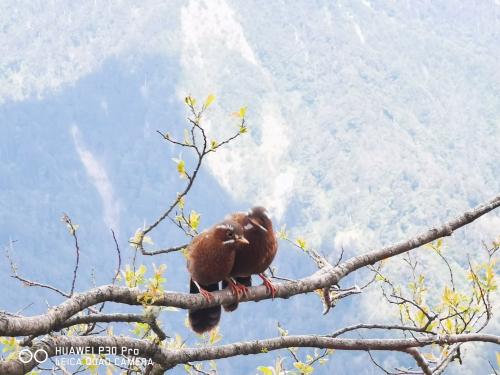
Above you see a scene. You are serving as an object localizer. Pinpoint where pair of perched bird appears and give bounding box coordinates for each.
[186,206,277,333]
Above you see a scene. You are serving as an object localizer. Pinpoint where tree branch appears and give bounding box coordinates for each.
[331,323,435,338]
[2,333,498,374]
[404,347,432,375]
[61,214,81,297]
[140,244,187,256]
[110,229,122,284]
[1,193,499,338]
[333,193,500,280]
[61,312,139,326]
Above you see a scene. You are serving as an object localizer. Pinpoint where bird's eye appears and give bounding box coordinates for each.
[226,230,234,238]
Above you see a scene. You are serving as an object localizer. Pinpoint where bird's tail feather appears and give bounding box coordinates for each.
[188,279,221,334]
[222,276,252,312]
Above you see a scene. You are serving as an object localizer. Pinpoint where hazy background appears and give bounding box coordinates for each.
[1,1,499,373]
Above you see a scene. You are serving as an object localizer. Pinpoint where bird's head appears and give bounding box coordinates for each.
[247,206,273,233]
[215,220,249,247]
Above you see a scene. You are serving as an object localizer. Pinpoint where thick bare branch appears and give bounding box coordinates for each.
[61,313,152,330]
[404,348,432,375]
[1,333,498,374]
[334,193,500,279]
[1,193,499,338]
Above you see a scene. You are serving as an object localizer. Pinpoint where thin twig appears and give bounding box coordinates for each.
[330,324,435,338]
[6,244,70,298]
[140,244,187,256]
[61,213,81,296]
[111,229,122,284]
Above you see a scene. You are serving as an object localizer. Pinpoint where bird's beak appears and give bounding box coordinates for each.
[236,235,249,245]
[249,218,268,232]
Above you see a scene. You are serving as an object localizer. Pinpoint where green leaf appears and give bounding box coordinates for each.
[318,358,328,365]
[239,124,248,134]
[137,264,147,276]
[208,326,222,345]
[294,361,314,374]
[204,94,216,108]
[132,322,149,336]
[296,238,307,250]
[178,195,185,209]
[436,238,443,249]
[277,325,288,337]
[0,337,17,353]
[277,225,288,239]
[185,95,196,107]
[129,228,151,248]
[444,316,454,332]
[173,158,187,178]
[82,355,99,375]
[177,159,186,177]
[257,366,274,375]
[188,210,201,231]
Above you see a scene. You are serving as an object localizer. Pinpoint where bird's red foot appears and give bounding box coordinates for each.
[199,287,215,302]
[193,281,215,302]
[258,273,277,299]
[226,278,249,297]
[234,282,250,297]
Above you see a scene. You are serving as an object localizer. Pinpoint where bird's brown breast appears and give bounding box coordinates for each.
[187,232,235,285]
[229,215,277,277]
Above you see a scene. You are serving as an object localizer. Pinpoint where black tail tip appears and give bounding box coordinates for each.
[188,306,221,334]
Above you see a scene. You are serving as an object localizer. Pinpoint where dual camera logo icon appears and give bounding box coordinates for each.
[18,348,48,364]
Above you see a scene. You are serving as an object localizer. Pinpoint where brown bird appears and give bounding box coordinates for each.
[186,219,249,333]
[222,206,278,311]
